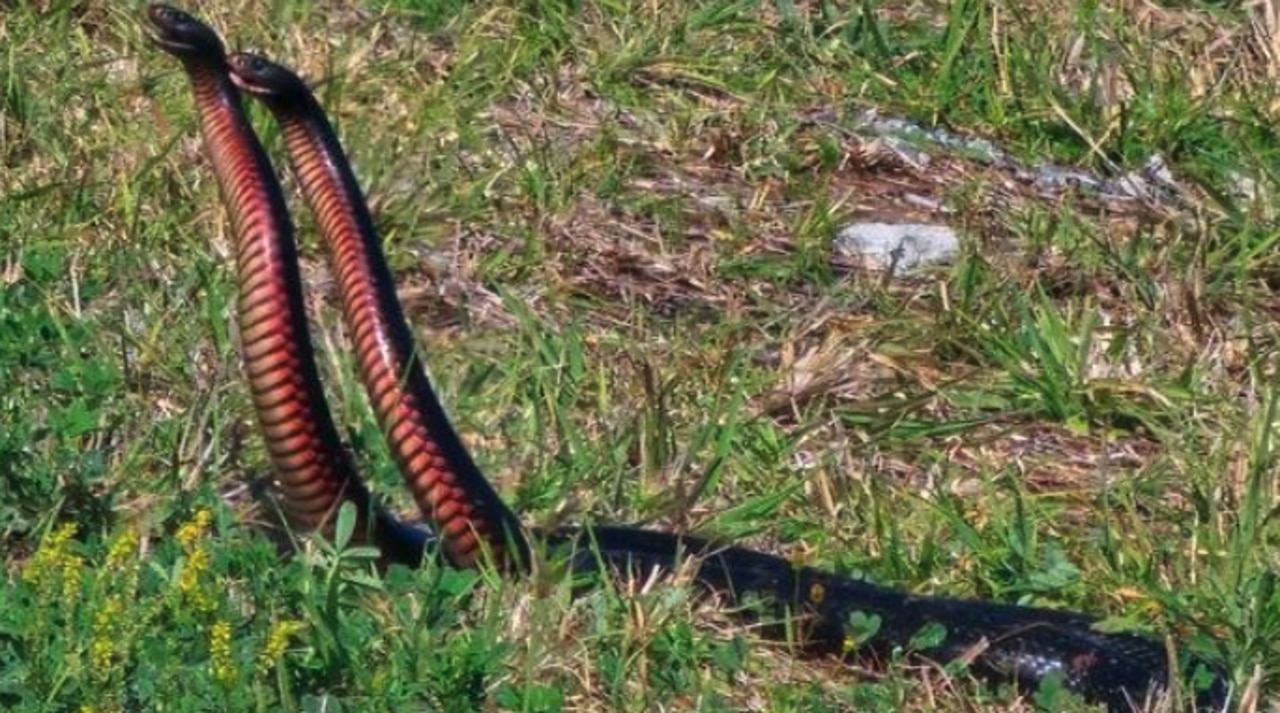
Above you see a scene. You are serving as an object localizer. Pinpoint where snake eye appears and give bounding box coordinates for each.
[152,5,192,30]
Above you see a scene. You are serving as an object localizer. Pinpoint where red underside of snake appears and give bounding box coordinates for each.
[225,53,528,571]
[150,5,423,563]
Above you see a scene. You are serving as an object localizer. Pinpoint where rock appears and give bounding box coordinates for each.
[834,222,959,272]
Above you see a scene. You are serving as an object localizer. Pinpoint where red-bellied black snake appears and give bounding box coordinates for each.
[225,46,527,570]
[145,4,425,563]
[148,5,1230,710]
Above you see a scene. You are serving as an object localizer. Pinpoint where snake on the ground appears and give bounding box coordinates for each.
[148,5,1230,710]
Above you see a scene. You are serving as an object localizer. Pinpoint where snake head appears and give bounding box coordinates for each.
[227,53,308,104]
[147,4,226,59]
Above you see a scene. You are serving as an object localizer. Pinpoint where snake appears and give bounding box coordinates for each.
[222,47,528,571]
[145,4,425,564]
[148,5,1230,710]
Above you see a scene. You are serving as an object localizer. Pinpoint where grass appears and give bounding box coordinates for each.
[3,0,1279,710]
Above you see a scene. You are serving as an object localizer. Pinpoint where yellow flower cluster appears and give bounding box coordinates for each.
[22,523,84,616]
[90,595,125,678]
[61,552,85,612]
[105,527,140,573]
[177,509,213,550]
[23,522,77,585]
[210,620,235,688]
[89,527,145,694]
[177,547,215,613]
[256,619,305,673]
[176,509,216,614]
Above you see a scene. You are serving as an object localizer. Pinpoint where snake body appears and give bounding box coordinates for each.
[146,4,425,563]
[222,52,528,571]
[551,525,1215,712]
[148,5,1229,710]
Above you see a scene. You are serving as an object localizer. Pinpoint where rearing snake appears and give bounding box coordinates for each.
[147,5,1229,710]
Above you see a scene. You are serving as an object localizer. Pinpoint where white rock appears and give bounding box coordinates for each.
[834,222,959,272]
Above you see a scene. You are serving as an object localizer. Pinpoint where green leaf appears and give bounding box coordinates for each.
[908,621,947,650]
[845,611,882,649]
[334,502,356,552]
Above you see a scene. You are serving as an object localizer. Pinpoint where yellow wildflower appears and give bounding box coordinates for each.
[90,595,125,677]
[257,619,304,673]
[23,522,77,587]
[105,528,140,572]
[90,636,115,680]
[177,509,213,551]
[210,620,235,688]
[60,554,84,613]
[178,546,215,614]
[174,511,218,613]
[808,581,826,604]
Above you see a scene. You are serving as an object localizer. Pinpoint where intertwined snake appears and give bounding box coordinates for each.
[146,5,1229,710]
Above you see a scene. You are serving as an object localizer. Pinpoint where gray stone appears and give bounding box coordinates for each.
[834,222,960,272]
